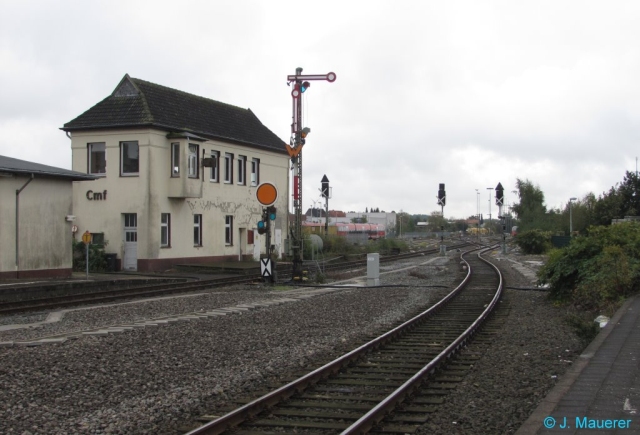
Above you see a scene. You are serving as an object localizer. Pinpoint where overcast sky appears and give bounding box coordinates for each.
[2,0,639,219]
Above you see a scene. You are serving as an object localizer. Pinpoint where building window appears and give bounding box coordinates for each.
[225,215,233,245]
[161,213,171,247]
[88,143,106,176]
[224,153,233,184]
[91,232,105,246]
[171,143,180,177]
[120,141,139,175]
[188,144,199,178]
[250,158,260,186]
[210,151,219,182]
[194,214,202,246]
[124,213,137,242]
[238,156,246,185]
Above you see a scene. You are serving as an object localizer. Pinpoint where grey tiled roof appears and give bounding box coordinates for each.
[62,75,287,154]
[0,155,97,180]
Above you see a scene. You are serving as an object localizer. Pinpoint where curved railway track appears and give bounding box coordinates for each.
[0,242,473,316]
[183,245,503,434]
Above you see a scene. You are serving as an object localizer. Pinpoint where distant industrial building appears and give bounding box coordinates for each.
[346,212,397,235]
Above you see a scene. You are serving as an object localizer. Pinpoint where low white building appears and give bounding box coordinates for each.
[62,75,289,272]
[0,156,96,279]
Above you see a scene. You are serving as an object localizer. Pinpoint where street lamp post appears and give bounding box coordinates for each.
[486,187,493,235]
[569,197,577,235]
[475,189,480,239]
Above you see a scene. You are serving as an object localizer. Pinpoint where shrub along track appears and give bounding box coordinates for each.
[0,243,472,316]
[182,245,502,434]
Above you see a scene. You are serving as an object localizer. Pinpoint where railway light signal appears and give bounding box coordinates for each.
[321,175,330,198]
[267,206,277,221]
[495,182,504,206]
[437,183,446,206]
[257,220,267,235]
[300,81,310,92]
[301,127,310,145]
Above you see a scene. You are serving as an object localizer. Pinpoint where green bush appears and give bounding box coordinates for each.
[72,241,108,272]
[320,235,357,255]
[538,222,640,310]
[365,238,408,254]
[565,312,600,345]
[514,229,552,254]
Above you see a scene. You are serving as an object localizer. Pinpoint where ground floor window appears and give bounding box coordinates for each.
[194,214,202,246]
[225,215,233,245]
[124,213,137,242]
[91,232,105,246]
[161,213,171,247]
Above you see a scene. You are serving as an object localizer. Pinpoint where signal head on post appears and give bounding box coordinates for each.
[257,220,267,235]
[300,127,310,145]
[321,175,330,198]
[495,182,504,206]
[266,206,277,221]
[437,183,446,206]
[300,81,310,93]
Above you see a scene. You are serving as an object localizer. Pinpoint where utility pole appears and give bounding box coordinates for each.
[475,189,480,239]
[286,68,336,280]
[486,187,492,235]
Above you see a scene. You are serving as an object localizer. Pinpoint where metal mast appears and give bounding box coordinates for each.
[286,68,336,279]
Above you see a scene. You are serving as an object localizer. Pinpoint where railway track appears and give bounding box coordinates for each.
[0,242,473,316]
[183,245,503,434]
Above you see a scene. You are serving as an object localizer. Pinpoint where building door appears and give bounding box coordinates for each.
[253,231,261,260]
[123,213,137,271]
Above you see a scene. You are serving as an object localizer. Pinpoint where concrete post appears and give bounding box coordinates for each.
[367,253,380,286]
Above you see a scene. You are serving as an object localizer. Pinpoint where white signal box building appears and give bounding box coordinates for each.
[63,75,289,272]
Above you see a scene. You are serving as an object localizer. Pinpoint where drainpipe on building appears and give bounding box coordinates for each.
[16,174,35,278]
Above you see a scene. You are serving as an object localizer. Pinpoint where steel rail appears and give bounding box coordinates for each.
[0,243,473,315]
[340,245,503,434]
[183,245,485,435]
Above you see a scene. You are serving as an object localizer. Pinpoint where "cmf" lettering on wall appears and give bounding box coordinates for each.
[86,190,108,200]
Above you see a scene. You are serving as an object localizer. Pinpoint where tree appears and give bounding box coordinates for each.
[428,211,447,232]
[618,171,640,216]
[511,178,547,231]
[592,185,624,225]
[396,212,414,235]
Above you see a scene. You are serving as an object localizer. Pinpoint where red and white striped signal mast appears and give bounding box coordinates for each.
[286,67,336,279]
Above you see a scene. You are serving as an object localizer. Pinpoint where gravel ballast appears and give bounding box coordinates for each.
[0,249,588,434]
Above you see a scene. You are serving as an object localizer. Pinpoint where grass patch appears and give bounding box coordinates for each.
[272,285,291,291]
[565,311,599,347]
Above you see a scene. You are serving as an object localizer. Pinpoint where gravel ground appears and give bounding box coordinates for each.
[0,313,48,327]
[0,254,458,435]
[0,246,591,435]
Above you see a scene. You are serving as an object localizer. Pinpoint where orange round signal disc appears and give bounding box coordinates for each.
[256,182,278,206]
